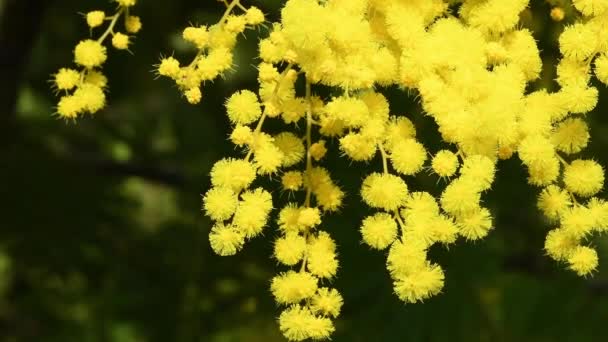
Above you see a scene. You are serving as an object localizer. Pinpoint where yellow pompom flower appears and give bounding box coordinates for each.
[86,11,105,28]
[386,241,428,278]
[225,15,247,34]
[588,198,608,232]
[360,213,398,250]
[310,288,343,318]
[74,39,107,68]
[361,173,408,211]
[57,95,84,118]
[85,70,107,88]
[323,96,369,128]
[384,117,416,150]
[157,57,181,79]
[271,271,318,304]
[544,228,579,261]
[558,85,599,114]
[518,135,556,167]
[125,16,142,33]
[537,185,572,221]
[460,155,496,191]
[184,87,202,104]
[73,83,106,113]
[229,125,253,146]
[456,207,493,240]
[559,23,598,61]
[563,159,604,197]
[440,178,481,216]
[233,188,273,238]
[297,207,321,230]
[556,58,590,88]
[431,150,459,178]
[245,7,265,25]
[339,133,376,161]
[401,192,440,222]
[274,232,307,266]
[210,158,256,191]
[278,204,302,233]
[567,246,598,276]
[279,304,334,341]
[183,26,209,49]
[393,263,445,303]
[552,118,589,154]
[310,140,327,161]
[550,7,565,21]
[573,0,608,16]
[253,139,284,175]
[111,32,129,50]
[54,68,80,91]
[307,232,338,278]
[282,171,303,191]
[274,132,305,167]
[389,139,427,175]
[202,187,238,221]
[225,90,262,125]
[527,156,560,187]
[560,205,595,238]
[208,223,245,256]
[595,54,608,85]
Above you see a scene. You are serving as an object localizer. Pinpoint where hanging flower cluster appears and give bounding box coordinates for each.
[52,0,141,119]
[52,0,608,340]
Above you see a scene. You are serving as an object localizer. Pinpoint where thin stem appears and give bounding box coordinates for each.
[379,144,389,174]
[245,63,294,162]
[219,0,240,25]
[97,8,125,43]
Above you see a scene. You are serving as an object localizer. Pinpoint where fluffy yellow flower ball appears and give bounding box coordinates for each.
[389,139,427,175]
[537,185,571,221]
[225,90,262,125]
[74,39,107,68]
[360,213,398,250]
[310,288,343,318]
[552,118,589,154]
[274,232,307,266]
[158,57,181,78]
[86,11,105,28]
[112,32,130,50]
[202,187,238,221]
[185,87,202,104]
[208,223,244,256]
[281,171,303,191]
[279,304,334,341]
[125,16,142,33]
[563,159,604,197]
[361,173,408,211]
[271,271,318,304]
[54,68,80,90]
[567,246,598,276]
[431,150,459,178]
[393,263,445,303]
[210,158,256,191]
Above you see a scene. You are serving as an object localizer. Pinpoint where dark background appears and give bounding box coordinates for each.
[1,0,607,341]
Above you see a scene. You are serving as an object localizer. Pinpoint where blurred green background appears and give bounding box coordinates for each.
[1,0,608,341]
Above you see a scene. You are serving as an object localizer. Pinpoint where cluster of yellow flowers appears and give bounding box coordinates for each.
[198,0,608,339]
[52,0,608,340]
[52,0,141,119]
[156,0,266,104]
